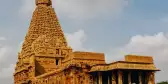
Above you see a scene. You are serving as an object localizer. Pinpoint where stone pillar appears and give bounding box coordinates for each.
[70,68,76,84]
[148,72,155,84]
[84,74,89,84]
[63,72,66,84]
[139,72,142,84]
[118,70,123,84]
[128,72,131,84]
[89,75,93,84]
[108,76,110,84]
[98,72,102,84]
[72,74,76,84]
[112,71,116,84]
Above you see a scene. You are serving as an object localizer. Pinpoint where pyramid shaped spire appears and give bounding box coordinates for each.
[21,0,68,58]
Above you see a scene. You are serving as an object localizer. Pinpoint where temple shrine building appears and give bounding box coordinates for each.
[13,0,160,84]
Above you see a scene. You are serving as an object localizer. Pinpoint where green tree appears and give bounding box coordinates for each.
[157,81,168,84]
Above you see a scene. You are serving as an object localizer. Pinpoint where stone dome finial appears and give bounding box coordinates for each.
[36,0,52,6]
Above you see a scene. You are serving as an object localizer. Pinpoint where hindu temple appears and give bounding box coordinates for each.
[13,0,160,84]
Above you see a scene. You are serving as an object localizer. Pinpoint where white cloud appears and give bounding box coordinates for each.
[0,64,15,79]
[122,32,168,62]
[106,32,168,62]
[19,0,35,18]
[106,32,168,82]
[65,29,88,51]
[0,40,15,84]
[160,16,168,23]
[0,37,6,41]
[0,37,11,63]
[0,47,10,62]
[53,0,130,19]
[19,0,131,20]
[0,64,15,84]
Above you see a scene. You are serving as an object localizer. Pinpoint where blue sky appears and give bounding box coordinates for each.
[0,0,168,83]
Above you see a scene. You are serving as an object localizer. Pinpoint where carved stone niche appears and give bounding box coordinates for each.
[56,49,59,55]
[31,35,54,55]
[31,34,70,57]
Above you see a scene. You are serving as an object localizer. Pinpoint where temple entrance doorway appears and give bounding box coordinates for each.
[102,71,112,84]
[122,71,129,84]
[141,71,148,84]
[131,71,139,84]
[92,72,99,84]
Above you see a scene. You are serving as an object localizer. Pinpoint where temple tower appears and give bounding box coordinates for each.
[14,0,72,83]
[21,0,68,59]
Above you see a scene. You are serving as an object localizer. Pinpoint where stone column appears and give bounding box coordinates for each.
[70,68,76,84]
[90,75,94,84]
[148,72,155,84]
[63,72,66,84]
[128,72,131,84]
[139,72,142,84]
[112,71,116,84]
[72,74,76,84]
[108,76,110,84]
[84,74,89,84]
[118,70,123,84]
[98,72,102,84]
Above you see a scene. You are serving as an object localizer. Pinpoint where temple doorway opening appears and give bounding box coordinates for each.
[131,71,139,84]
[123,71,129,84]
[93,72,99,84]
[141,71,148,84]
[102,71,112,84]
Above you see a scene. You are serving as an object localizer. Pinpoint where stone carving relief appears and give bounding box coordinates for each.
[31,34,72,58]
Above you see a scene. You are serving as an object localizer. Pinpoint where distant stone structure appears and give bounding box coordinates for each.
[13,0,160,84]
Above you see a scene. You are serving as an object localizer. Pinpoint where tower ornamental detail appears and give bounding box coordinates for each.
[36,0,52,6]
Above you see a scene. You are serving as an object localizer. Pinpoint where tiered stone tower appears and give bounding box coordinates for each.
[14,0,73,83]
[13,0,160,84]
